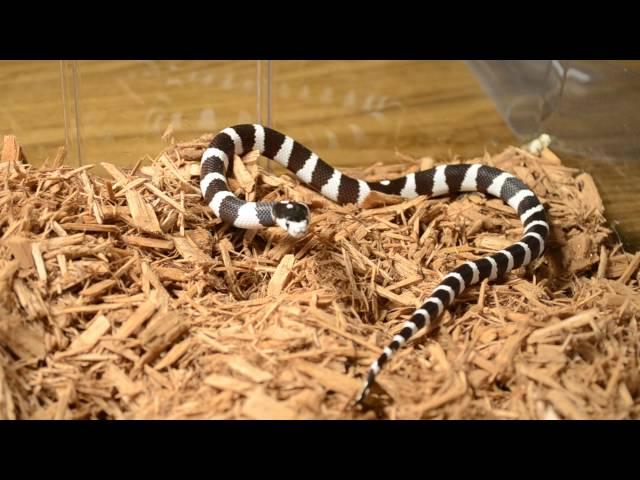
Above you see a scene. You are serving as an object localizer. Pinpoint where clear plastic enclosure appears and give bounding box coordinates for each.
[1,60,639,246]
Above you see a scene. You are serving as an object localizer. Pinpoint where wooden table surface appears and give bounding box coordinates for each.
[1,60,638,249]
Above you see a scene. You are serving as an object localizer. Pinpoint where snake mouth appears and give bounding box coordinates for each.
[280,218,309,238]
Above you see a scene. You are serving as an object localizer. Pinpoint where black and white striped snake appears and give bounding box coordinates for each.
[200,124,549,404]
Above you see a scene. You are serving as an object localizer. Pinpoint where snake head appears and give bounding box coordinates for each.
[273,201,310,238]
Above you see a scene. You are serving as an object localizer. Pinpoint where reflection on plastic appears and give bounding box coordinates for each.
[61,60,263,168]
[466,60,640,162]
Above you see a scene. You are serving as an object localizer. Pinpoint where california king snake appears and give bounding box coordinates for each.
[200,124,549,404]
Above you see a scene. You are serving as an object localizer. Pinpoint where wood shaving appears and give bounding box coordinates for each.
[0,134,638,419]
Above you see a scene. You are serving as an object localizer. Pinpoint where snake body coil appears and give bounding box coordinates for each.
[200,124,549,402]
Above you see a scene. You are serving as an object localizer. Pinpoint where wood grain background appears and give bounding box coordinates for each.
[1,60,638,248]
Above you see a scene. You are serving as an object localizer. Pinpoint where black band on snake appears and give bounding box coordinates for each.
[200,124,549,403]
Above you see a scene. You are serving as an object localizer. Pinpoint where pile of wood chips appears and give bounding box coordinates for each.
[0,132,638,420]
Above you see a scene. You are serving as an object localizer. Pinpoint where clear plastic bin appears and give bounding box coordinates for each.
[2,60,638,247]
